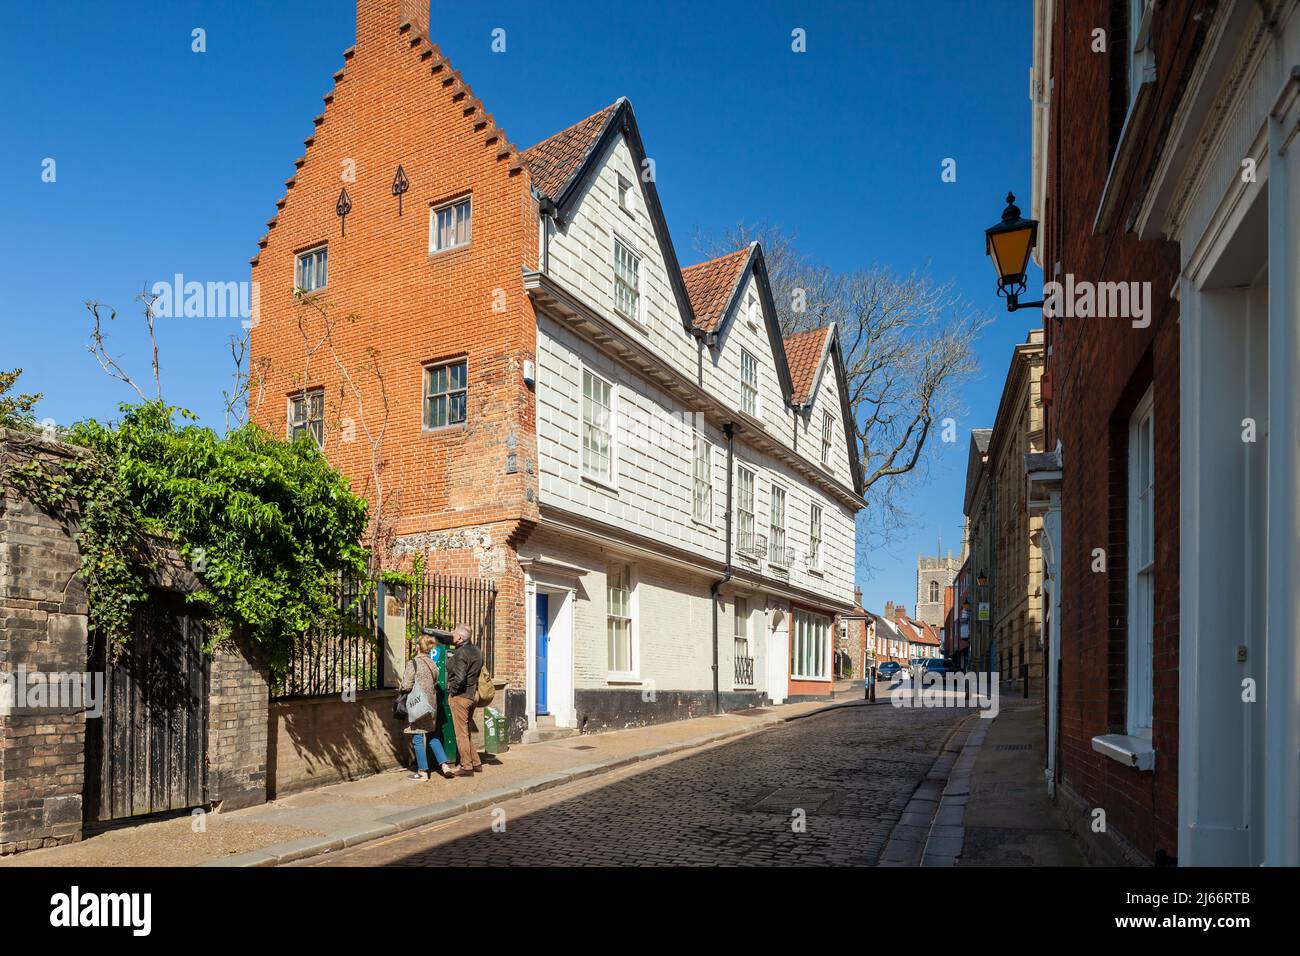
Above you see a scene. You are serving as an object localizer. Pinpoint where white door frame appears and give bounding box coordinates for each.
[521,559,584,731]
[766,603,789,705]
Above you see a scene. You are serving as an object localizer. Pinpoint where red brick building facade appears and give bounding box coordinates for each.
[248,0,540,699]
[1032,0,1197,865]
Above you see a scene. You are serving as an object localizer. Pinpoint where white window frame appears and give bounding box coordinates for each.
[581,367,616,487]
[792,609,831,681]
[616,173,635,216]
[295,244,328,293]
[808,503,823,572]
[606,563,637,678]
[1127,385,1155,737]
[1127,0,1155,110]
[820,410,835,467]
[287,387,324,447]
[746,292,760,328]
[740,349,759,418]
[768,484,788,566]
[613,237,642,324]
[734,596,750,653]
[429,195,472,254]
[736,464,756,553]
[692,430,713,524]
[422,358,468,431]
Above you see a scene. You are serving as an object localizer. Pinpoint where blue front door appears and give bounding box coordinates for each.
[535,594,549,715]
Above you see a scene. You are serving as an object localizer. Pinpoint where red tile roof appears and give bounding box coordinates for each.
[783,326,833,406]
[681,247,751,333]
[520,101,621,200]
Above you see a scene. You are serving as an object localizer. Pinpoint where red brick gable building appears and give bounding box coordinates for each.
[248,0,541,705]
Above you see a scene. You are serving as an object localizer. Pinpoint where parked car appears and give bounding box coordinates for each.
[924,658,952,675]
[876,661,901,681]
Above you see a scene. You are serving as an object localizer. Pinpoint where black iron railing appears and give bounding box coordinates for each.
[276,573,381,699]
[734,646,755,686]
[737,531,767,560]
[273,570,498,700]
[406,573,498,674]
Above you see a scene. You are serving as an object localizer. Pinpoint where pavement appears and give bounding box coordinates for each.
[953,694,1088,865]
[3,681,864,868]
[914,690,1087,866]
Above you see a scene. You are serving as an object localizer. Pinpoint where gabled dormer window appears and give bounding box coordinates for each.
[617,174,635,217]
[613,238,641,322]
[820,411,835,467]
[295,245,327,293]
[740,349,759,417]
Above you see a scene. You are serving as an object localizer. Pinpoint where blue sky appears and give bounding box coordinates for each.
[2,0,1038,615]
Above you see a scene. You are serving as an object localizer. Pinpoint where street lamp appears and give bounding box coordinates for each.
[985,193,1042,312]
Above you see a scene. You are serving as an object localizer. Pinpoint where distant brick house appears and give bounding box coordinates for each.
[1028,0,1300,866]
[249,0,865,738]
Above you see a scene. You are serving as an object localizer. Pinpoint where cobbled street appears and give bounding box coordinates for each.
[305,698,974,867]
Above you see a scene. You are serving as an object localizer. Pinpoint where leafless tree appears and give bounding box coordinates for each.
[85,296,164,402]
[223,333,274,433]
[294,294,400,571]
[698,222,986,558]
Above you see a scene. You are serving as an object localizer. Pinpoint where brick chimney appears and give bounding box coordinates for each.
[357,0,430,50]
[854,586,863,608]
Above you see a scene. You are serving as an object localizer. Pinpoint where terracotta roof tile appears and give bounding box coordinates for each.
[783,325,833,405]
[521,101,621,200]
[681,247,751,333]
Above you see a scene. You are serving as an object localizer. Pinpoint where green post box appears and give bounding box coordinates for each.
[482,707,508,755]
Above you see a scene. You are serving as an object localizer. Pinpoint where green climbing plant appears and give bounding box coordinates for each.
[0,367,41,430]
[2,399,371,674]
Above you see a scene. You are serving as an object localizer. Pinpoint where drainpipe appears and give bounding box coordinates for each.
[710,423,736,715]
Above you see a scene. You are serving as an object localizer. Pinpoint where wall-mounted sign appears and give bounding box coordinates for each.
[978,602,990,622]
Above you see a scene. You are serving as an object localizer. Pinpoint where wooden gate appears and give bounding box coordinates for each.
[84,592,209,823]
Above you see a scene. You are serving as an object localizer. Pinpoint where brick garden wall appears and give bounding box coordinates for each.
[1041,0,1206,863]
[0,430,89,853]
[0,429,271,853]
[207,638,270,812]
[268,690,404,798]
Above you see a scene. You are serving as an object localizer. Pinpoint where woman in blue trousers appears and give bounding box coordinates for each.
[399,634,456,780]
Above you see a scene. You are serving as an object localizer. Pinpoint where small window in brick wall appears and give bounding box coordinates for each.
[429,196,472,253]
[288,388,324,447]
[424,359,468,429]
[295,245,327,293]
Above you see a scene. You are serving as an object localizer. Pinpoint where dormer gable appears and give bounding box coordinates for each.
[523,98,697,340]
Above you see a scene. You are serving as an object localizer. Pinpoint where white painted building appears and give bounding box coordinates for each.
[516,99,865,734]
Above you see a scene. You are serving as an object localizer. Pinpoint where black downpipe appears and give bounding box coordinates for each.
[710,424,736,715]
